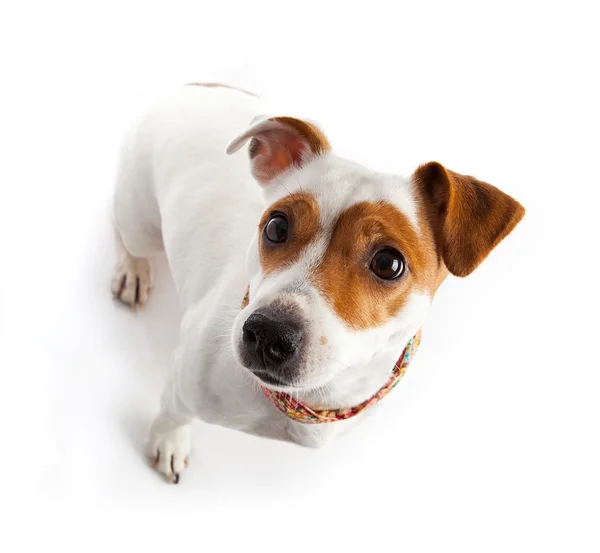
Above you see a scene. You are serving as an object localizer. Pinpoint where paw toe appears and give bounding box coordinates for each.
[146,425,191,484]
[111,257,153,309]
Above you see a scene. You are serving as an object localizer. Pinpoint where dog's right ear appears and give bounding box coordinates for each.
[226,116,330,185]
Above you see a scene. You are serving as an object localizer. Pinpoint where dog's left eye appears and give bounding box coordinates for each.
[370,248,405,280]
[265,214,289,243]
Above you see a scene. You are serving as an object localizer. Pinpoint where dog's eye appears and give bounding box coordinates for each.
[370,248,405,280]
[265,214,289,243]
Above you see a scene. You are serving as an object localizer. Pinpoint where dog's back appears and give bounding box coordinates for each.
[113,84,266,304]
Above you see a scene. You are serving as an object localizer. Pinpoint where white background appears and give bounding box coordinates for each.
[1,1,598,551]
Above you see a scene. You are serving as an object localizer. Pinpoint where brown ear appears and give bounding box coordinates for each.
[226,116,330,184]
[413,162,525,277]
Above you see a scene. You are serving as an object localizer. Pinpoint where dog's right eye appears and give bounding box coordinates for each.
[265,214,289,243]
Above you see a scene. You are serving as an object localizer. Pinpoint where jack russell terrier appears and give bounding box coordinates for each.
[111,83,525,483]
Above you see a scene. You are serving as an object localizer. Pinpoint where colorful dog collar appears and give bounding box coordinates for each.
[241,286,421,424]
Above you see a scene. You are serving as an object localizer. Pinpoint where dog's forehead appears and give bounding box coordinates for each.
[269,156,419,231]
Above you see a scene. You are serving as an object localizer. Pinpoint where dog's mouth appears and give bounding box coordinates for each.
[249,368,296,388]
[235,333,310,391]
[237,343,309,391]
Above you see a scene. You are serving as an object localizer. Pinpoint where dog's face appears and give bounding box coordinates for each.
[227,116,525,392]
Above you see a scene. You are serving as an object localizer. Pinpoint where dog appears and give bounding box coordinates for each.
[111,83,525,483]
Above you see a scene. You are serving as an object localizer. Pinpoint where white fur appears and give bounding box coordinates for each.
[112,85,432,482]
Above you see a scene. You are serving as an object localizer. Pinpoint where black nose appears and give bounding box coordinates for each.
[242,313,303,367]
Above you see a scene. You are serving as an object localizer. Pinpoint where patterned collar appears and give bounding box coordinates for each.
[241,287,421,424]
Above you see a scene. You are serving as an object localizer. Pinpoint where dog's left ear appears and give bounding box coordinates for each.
[226,116,330,185]
[413,162,525,277]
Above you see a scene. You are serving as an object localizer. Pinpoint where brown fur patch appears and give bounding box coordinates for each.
[248,117,330,184]
[312,201,441,330]
[186,82,258,98]
[413,162,525,277]
[258,193,320,276]
[271,117,331,156]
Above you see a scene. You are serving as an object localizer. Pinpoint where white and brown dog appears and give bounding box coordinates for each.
[111,83,525,483]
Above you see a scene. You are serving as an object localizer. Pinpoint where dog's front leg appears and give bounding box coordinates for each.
[146,383,193,484]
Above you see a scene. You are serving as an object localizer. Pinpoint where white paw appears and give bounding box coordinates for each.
[111,253,153,309]
[145,424,192,484]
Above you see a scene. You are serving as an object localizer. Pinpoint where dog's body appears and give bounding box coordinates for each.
[112,84,525,482]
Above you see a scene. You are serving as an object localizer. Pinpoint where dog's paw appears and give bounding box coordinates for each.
[145,424,191,484]
[111,254,153,309]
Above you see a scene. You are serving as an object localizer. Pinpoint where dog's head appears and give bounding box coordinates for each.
[227,116,525,393]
